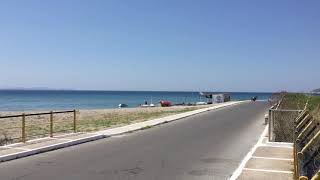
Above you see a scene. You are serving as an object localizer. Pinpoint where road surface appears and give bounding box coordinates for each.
[0,101,269,180]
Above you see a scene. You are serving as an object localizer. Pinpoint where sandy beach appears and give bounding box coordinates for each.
[0,105,213,145]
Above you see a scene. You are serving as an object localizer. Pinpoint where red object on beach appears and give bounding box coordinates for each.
[160,100,171,107]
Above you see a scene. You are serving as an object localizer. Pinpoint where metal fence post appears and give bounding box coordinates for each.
[272,110,276,141]
[294,141,298,179]
[50,111,53,137]
[73,110,77,133]
[268,109,271,141]
[294,120,299,180]
[22,113,26,143]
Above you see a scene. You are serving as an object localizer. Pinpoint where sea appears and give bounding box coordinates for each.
[0,90,272,111]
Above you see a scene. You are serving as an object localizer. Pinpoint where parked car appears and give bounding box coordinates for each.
[160,100,171,107]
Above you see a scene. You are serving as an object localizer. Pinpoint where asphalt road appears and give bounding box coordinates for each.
[0,101,269,180]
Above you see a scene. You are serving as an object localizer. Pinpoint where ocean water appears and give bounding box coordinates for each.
[0,90,272,111]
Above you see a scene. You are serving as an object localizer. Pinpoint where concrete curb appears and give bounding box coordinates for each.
[0,134,105,162]
[0,101,247,163]
[97,101,247,136]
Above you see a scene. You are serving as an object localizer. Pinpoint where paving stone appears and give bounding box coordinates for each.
[18,139,67,149]
[8,137,53,148]
[245,158,293,171]
[0,147,8,151]
[55,133,97,140]
[253,146,293,159]
[238,169,293,180]
[0,148,25,156]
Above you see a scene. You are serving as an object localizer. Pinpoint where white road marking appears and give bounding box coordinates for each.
[243,168,293,174]
[251,156,293,161]
[111,134,127,138]
[263,141,293,145]
[229,125,268,180]
[259,144,293,149]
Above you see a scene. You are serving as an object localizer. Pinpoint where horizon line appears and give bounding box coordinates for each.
[0,88,280,93]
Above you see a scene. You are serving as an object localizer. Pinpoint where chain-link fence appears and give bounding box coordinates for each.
[268,93,320,179]
[268,98,302,142]
[269,108,302,142]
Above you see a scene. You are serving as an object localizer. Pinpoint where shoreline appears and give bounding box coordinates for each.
[0,104,213,115]
[0,91,272,112]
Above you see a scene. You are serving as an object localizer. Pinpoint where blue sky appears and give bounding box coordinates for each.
[0,0,319,92]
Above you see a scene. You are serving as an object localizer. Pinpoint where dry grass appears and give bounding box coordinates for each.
[0,105,210,145]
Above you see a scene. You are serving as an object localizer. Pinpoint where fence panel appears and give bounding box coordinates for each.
[0,110,77,145]
[269,108,301,142]
[294,111,320,179]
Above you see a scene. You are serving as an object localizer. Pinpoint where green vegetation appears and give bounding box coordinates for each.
[311,88,320,93]
[280,93,320,176]
[280,93,320,118]
[272,93,320,142]
[279,93,308,110]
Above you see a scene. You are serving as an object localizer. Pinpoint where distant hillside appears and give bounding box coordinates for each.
[311,88,320,93]
[0,87,73,91]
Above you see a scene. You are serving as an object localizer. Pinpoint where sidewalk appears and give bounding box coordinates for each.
[0,101,244,162]
[0,133,104,162]
[236,126,294,180]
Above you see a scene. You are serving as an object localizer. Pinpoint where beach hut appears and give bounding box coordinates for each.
[199,92,230,104]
